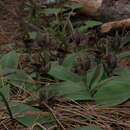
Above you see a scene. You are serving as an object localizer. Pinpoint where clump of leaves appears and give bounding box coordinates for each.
[0,50,71,129]
[45,52,130,106]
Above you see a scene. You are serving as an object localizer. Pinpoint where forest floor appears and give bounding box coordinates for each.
[0,1,130,130]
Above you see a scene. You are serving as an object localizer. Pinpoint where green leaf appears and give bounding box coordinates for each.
[6,70,36,92]
[16,114,38,127]
[50,19,60,27]
[113,68,130,83]
[86,64,104,89]
[0,86,12,120]
[85,20,102,29]
[122,34,130,45]
[63,53,82,70]
[77,25,88,33]
[65,3,83,10]
[28,32,37,40]
[48,80,92,101]
[84,116,93,121]
[71,126,103,130]
[0,51,18,69]
[48,62,82,82]
[0,101,40,113]
[29,15,37,25]
[94,80,130,106]
[8,101,41,127]
[78,20,102,32]
[43,8,61,16]
[24,7,32,11]
[113,67,130,77]
[0,100,42,127]
[116,51,130,58]
[38,114,56,125]
[0,86,10,100]
[10,102,40,114]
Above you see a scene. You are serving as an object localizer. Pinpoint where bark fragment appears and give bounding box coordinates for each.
[100,18,130,33]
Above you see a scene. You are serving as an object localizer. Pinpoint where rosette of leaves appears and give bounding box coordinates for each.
[47,52,130,106]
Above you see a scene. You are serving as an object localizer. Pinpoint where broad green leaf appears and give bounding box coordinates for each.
[94,80,130,106]
[6,70,36,92]
[113,68,130,83]
[1,68,16,76]
[65,3,83,10]
[78,20,102,33]
[38,114,55,125]
[0,86,12,120]
[86,64,104,89]
[24,7,32,11]
[0,86,10,100]
[85,20,102,29]
[84,116,93,121]
[116,51,130,58]
[48,80,92,101]
[48,62,82,82]
[86,69,94,88]
[122,34,130,45]
[77,25,89,33]
[10,102,40,114]
[10,102,53,127]
[0,101,40,113]
[43,8,61,16]
[0,101,41,127]
[16,113,55,127]
[63,53,81,70]
[9,102,40,127]
[71,126,103,130]
[28,32,37,40]
[78,20,102,32]
[0,51,18,69]
[113,67,130,77]
[16,114,38,127]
